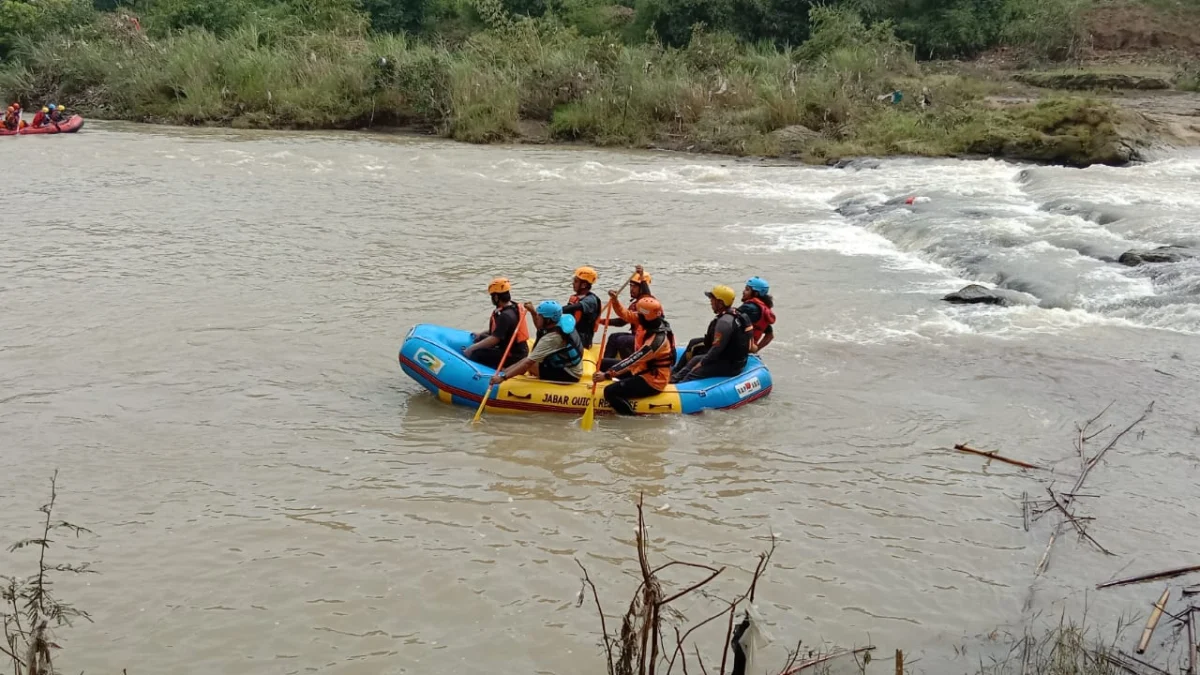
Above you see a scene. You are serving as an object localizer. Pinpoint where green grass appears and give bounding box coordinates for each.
[0,15,1139,165]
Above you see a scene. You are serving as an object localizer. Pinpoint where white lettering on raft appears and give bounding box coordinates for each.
[735,377,761,399]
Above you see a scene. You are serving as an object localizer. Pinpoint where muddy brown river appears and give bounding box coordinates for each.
[1,122,1198,674]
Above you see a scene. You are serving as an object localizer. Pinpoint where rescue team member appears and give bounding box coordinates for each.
[599,269,658,360]
[3,103,21,131]
[490,300,584,385]
[592,297,676,415]
[739,276,776,354]
[464,277,530,369]
[670,285,751,383]
[561,266,602,349]
[31,107,48,128]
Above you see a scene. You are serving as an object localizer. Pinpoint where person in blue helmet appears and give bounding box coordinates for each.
[489,299,584,385]
[738,276,776,353]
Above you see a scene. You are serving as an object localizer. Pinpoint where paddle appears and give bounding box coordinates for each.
[470,302,527,425]
[581,268,638,431]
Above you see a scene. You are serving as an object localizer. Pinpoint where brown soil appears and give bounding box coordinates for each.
[1084,3,1200,59]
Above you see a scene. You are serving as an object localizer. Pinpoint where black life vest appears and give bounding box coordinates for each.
[541,326,584,371]
[568,292,601,348]
[703,310,750,369]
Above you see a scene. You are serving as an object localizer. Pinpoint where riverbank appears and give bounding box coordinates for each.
[2,11,1198,166]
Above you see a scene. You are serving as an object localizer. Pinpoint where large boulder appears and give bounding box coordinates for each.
[1118,245,1200,266]
[942,284,1034,306]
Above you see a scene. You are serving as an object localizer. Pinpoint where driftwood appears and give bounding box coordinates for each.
[779,646,875,675]
[1097,565,1200,590]
[1035,530,1058,577]
[953,444,1041,470]
[1136,587,1171,654]
[1187,607,1197,675]
[1022,492,1030,532]
[1185,586,1200,596]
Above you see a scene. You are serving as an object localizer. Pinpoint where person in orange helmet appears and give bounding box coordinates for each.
[598,267,659,361]
[464,277,530,369]
[592,296,676,415]
[561,266,601,349]
[523,265,602,350]
[3,103,20,131]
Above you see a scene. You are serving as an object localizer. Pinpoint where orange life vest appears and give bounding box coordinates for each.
[489,303,529,345]
[613,324,676,391]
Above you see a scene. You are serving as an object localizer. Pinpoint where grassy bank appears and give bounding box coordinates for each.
[0,9,1143,166]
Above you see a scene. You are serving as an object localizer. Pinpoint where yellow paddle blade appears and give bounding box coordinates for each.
[471,384,494,425]
[580,397,596,431]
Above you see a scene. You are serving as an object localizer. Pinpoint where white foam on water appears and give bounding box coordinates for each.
[750,220,951,277]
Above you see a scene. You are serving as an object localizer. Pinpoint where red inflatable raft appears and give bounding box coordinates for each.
[0,115,85,136]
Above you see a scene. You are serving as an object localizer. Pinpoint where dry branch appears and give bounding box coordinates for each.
[1136,587,1170,654]
[953,444,1041,470]
[1069,402,1154,502]
[1031,404,1152,578]
[1097,565,1200,590]
[1046,489,1114,556]
[1022,492,1030,532]
[1116,649,1172,675]
[779,646,876,675]
[579,495,789,675]
[576,558,615,674]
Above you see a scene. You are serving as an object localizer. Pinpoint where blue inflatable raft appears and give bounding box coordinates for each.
[398,323,772,416]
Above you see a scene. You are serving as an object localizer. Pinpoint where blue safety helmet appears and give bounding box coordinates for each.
[746,276,770,294]
[535,299,563,323]
[47,104,56,110]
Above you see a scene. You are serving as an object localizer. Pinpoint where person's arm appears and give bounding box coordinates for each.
[491,332,560,384]
[698,315,734,366]
[563,294,600,317]
[593,331,666,381]
[466,334,498,356]
[467,307,516,356]
[490,356,534,384]
[752,327,774,353]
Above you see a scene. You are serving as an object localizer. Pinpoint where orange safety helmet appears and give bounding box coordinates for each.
[488,277,512,294]
[630,269,652,286]
[635,297,664,321]
[573,266,598,285]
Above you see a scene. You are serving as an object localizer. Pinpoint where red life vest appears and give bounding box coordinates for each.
[745,298,775,341]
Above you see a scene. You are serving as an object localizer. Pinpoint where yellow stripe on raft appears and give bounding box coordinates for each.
[487,342,683,415]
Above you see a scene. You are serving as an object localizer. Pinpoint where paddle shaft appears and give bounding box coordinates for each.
[587,275,635,391]
[471,302,526,423]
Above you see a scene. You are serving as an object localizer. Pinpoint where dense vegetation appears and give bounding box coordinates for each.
[0,0,1152,164]
[0,0,1093,61]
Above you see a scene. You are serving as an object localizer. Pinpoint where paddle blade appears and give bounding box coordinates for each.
[471,385,494,425]
[581,398,596,431]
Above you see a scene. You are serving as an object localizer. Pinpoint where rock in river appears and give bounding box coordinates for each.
[1118,245,1200,266]
[942,284,1035,306]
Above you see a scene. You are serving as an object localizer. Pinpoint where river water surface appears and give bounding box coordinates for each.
[2,123,1198,674]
